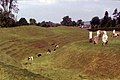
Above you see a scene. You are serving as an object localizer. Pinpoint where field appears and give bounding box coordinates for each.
[0,25,120,80]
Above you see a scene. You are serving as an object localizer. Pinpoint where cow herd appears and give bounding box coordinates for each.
[26,29,119,63]
[89,29,120,45]
[27,43,59,62]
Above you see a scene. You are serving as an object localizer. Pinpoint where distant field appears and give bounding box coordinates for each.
[0,25,120,80]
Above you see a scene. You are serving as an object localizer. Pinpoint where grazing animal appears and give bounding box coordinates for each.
[93,36,99,44]
[113,29,115,34]
[89,31,93,42]
[53,49,56,51]
[47,49,51,54]
[113,29,120,37]
[55,45,59,48]
[28,56,33,61]
[97,30,101,37]
[51,43,55,45]
[51,43,59,48]
[93,30,103,44]
[24,62,31,65]
[102,31,108,45]
[37,53,42,57]
[97,30,104,38]
[48,49,51,52]
[113,33,119,37]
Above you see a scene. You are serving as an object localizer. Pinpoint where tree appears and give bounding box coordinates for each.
[40,21,47,27]
[90,16,100,29]
[0,0,19,18]
[36,21,59,27]
[36,22,41,26]
[29,18,36,25]
[113,8,118,19]
[71,21,76,26]
[105,11,109,17]
[101,11,112,27]
[117,13,120,24]
[18,18,28,25]
[76,19,83,26]
[61,16,73,26]
[112,18,116,27]
[112,8,120,25]
[0,13,16,27]
[0,0,18,27]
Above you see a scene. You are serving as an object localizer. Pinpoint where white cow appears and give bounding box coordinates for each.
[28,56,33,61]
[113,29,120,37]
[93,35,99,44]
[97,30,101,37]
[102,31,108,45]
[113,29,115,34]
[89,31,93,42]
[55,45,59,48]
[93,30,102,44]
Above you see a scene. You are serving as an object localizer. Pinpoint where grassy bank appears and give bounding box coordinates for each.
[0,26,120,80]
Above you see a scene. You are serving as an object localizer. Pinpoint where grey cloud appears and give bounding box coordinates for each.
[17,0,120,23]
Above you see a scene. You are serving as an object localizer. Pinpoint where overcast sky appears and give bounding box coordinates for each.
[17,0,120,23]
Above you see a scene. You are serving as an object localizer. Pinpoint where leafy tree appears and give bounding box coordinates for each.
[0,13,16,27]
[105,11,109,17]
[61,16,73,26]
[71,21,76,26]
[105,17,112,27]
[29,18,36,25]
[36,22,41,26]
[90,16,100,29]
[113,8,118,19]
[0,0,18,27]
[112,18,116,27]
[36,21,58,27]
[76,19,83,26]
[18,18,28,25]
[112,8,120,26]
[40,21,46,27]
[117,13,120,24]
[101,11,111,27]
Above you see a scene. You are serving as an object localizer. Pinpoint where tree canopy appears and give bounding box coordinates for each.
[0,0,18,27]
[0,0,19,15]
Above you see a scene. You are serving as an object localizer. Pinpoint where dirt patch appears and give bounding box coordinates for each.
[29,40,49,48]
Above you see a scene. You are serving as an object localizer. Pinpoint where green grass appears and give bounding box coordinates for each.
[0,26,120,80]
[0,62,51,80]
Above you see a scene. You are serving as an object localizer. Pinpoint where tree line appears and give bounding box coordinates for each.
[16,16,83,27]
[90,8,120,29]
[15,9,120,28]
[0,0,83,28]
[0,1,120,28]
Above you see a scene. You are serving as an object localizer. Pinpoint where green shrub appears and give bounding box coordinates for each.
[0,13,16,27]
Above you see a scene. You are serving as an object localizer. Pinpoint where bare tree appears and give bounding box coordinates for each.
[0,0,19,18]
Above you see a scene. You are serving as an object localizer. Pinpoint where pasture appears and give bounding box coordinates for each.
[0,26,120,80]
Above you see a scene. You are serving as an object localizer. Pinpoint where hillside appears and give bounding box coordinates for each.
[0,26,86,61]
[0,61,51,80]
[0,26,120,80]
